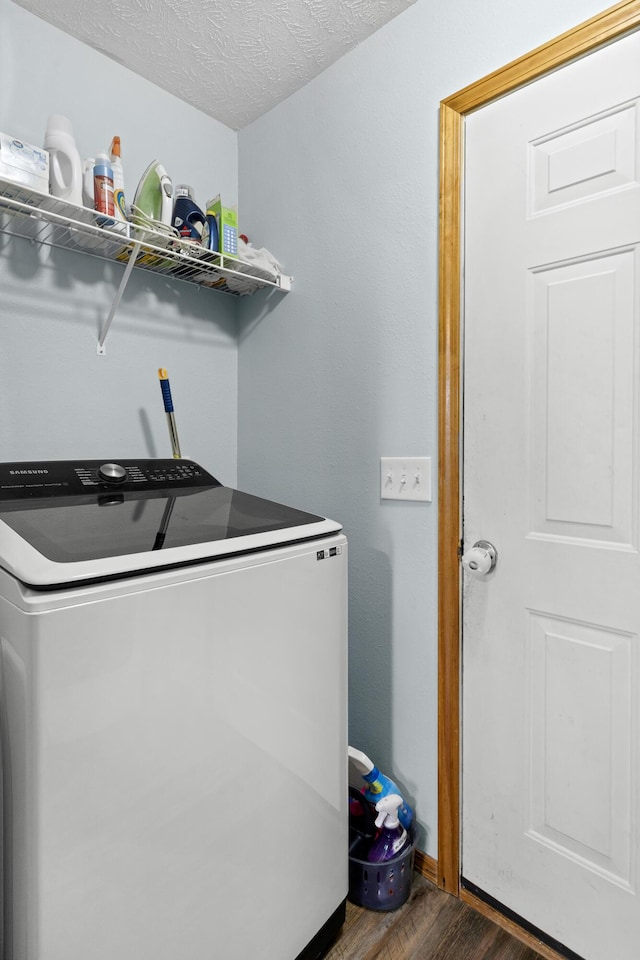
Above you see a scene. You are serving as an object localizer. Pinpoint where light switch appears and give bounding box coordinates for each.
[380,457,432,501]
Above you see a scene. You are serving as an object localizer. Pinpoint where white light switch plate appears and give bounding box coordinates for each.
[380,457,432,501]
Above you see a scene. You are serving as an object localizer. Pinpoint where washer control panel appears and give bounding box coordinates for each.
[0,459,219,500]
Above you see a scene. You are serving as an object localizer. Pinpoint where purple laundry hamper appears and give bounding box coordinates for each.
[348,836,416,911]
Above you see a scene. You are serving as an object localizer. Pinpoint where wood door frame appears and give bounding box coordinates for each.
[437,0,640,896]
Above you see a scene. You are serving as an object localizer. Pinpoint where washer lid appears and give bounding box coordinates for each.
[0,459,341,587]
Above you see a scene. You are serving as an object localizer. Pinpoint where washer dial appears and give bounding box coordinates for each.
[98,462,127,484]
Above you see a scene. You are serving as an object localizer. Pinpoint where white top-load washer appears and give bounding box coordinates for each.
[0,458,347,960]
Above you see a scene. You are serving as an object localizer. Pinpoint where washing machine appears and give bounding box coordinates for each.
[0,458,348,960]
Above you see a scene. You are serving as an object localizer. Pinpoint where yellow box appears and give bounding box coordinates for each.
[206,195,238,257]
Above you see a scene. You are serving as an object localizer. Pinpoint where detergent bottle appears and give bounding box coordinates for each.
[367,794,409,863]
[200,205,219,252]
[172,184,205,241]
[43,114,83,206]
[348,746,414,830]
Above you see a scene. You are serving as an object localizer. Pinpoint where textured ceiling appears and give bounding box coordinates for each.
[11,0,416,130]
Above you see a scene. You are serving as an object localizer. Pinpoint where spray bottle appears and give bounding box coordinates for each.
[109,136,127,222]
[348,746,413,830]
[367,794,408,863]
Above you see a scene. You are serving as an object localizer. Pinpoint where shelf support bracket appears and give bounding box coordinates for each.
[97,240,142,356]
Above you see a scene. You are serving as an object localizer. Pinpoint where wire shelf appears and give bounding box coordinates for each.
[0,177,291,297]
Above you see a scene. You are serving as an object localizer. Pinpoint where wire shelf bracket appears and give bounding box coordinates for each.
[97,240,142,356]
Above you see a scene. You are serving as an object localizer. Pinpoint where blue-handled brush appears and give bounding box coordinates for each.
[158,368,182,459]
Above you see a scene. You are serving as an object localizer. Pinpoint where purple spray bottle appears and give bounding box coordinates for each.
[367,794,409,863]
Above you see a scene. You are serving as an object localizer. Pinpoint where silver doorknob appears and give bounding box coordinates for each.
[461,540,497,577]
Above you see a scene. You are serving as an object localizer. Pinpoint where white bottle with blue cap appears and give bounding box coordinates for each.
[348,745,414,830]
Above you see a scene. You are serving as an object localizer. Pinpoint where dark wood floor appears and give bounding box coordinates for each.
[325,874,545,960]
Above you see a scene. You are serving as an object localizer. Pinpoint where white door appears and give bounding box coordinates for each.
[462,29,640,960]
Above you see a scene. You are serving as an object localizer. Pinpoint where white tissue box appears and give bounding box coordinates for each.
[0,133,49,195]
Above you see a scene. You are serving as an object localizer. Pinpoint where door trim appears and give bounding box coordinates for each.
[437,0,640,896]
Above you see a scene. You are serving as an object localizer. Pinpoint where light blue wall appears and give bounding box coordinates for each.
[237,0,607,855]
[1,0,239,478]
[2,0,612,860]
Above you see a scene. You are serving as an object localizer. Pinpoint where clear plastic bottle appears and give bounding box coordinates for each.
[82,158,95,208]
